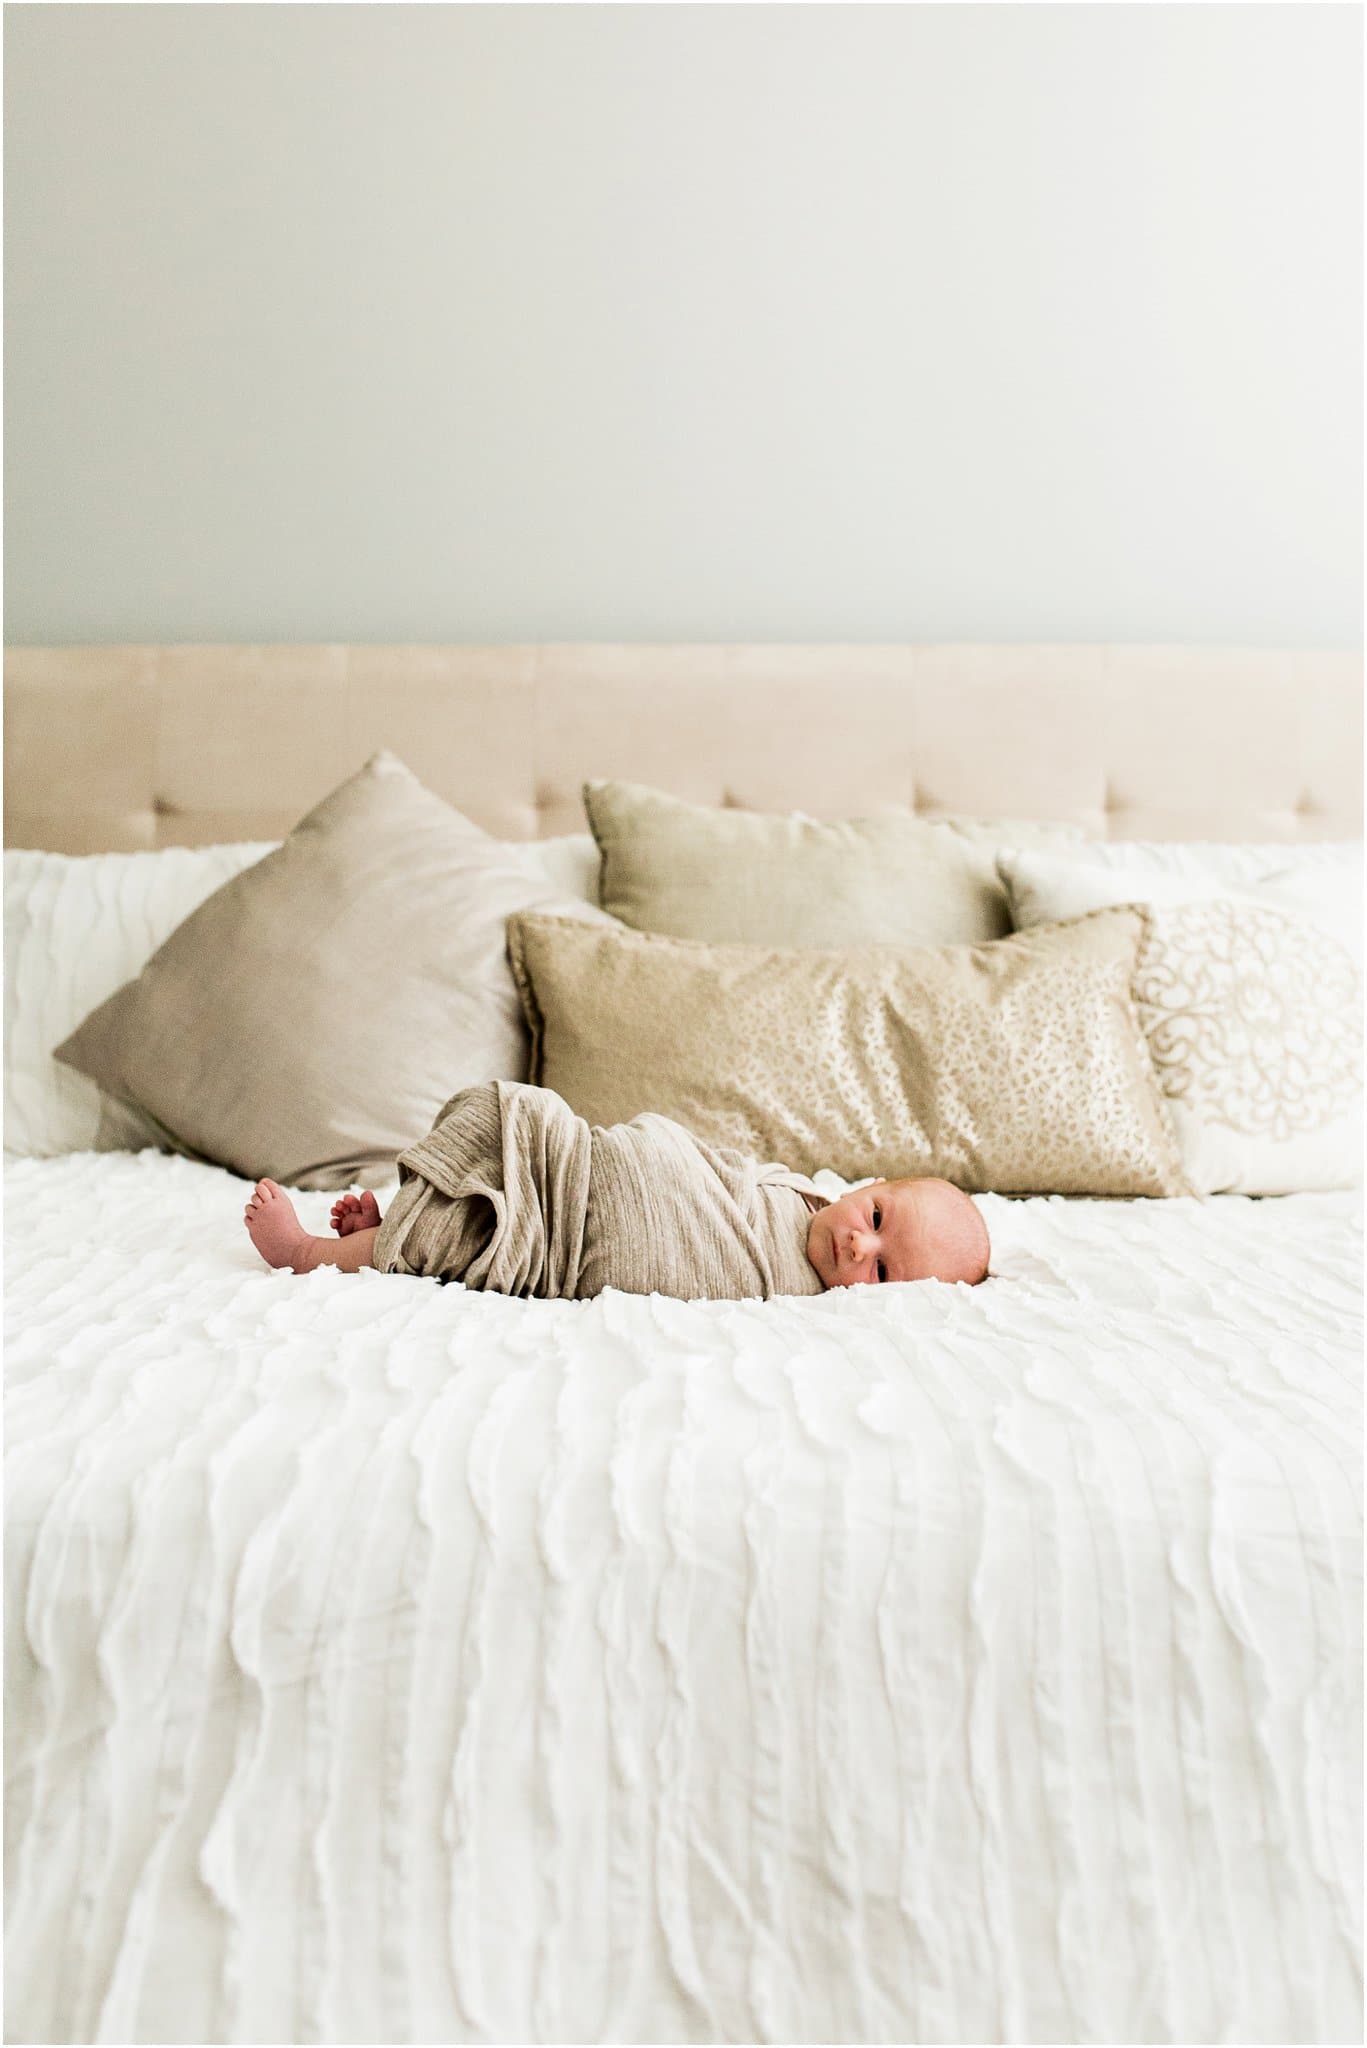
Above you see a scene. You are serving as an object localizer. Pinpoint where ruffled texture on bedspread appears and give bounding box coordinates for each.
[373,1079,824,1300]
[4,1149,1362,2045]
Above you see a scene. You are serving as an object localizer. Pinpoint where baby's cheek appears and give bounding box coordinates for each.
[809,1222,840,1288]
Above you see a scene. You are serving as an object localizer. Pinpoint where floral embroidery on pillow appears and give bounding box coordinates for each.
[1135,903,1361,1142]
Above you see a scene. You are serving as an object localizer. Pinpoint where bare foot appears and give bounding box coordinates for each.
[244,1178,319,1273]
[330,1190,381,1237]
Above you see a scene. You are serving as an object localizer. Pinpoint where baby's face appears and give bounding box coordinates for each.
[806,1177,990,1289]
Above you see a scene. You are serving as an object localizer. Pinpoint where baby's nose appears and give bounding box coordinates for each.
[847,1228,876,1263]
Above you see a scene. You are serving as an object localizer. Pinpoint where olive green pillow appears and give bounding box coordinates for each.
[583,779,1087,948]
[506,906,1187,1196]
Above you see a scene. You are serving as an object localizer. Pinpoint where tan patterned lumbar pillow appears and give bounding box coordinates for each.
[506,907,1188,1196]
[999,848,1363,1193]
[583,780,1087,948]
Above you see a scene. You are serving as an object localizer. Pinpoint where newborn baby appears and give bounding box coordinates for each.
[803,1176,990,1289]
[244,1081,990,1300]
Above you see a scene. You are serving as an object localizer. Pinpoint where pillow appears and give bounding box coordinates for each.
[1033,837,1362,900]
[505,832,601,903]
[5,840,276,1156]
[998,846,1363,1194]
[506,907,1188,1196]
[3,828,601,1163]
[583,780,1088,948]
[54,753,609,1189]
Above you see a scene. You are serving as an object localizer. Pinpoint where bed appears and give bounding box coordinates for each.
[5,644,1363,2045]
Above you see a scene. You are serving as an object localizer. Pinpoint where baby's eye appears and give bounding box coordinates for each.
[872,1205,882,1229]
[876,1259,887,1283]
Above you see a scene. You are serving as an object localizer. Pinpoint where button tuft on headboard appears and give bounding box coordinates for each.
[6,644,1361,850]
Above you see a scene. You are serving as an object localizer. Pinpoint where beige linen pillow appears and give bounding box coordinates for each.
[55,752,608,1189]
[584,780,1087,947]
[999,847,1364,1194]
[506,908,1187,1196]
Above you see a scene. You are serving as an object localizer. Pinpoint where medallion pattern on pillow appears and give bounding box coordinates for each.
[997,843,1364,1193]
[1136,903,1362,1142]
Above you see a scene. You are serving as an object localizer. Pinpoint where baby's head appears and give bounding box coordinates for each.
[806,1177,990,1290]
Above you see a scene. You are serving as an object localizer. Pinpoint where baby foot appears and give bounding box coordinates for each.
[244,1179,318,1273]
[330,1190,381,1237]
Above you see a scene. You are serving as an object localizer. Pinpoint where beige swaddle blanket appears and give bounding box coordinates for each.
[373,1081,826,1301]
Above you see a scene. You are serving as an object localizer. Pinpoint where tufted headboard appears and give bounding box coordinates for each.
[4,642,1361,853]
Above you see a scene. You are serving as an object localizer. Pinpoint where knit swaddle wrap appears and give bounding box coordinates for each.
[373,1081,825,1301]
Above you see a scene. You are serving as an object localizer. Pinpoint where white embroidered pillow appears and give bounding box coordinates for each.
[998,849,1363,1194]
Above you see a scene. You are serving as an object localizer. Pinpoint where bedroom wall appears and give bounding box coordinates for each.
[3,2,1361,648]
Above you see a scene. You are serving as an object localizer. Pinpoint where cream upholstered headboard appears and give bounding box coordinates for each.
[4,643,1361,852]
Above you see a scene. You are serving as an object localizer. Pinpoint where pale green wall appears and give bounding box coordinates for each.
[4,3,1361,645]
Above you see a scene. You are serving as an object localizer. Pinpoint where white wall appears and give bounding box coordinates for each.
[3,3,1360,647]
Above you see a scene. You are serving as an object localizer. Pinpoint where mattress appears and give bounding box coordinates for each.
[5,1148,1363,2045]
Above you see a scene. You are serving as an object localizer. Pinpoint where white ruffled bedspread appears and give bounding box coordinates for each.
[5,1149,1362,2045]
